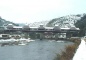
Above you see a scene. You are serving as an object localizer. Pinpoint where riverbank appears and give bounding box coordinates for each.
[73,39,86,60]
[54,38,81,60]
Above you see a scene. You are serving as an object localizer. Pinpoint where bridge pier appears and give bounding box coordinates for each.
[54,33,59,40]
[39,33,44,40]
[23,33,29,39]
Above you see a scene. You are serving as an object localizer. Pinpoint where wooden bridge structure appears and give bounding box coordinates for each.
[0,24,80,39]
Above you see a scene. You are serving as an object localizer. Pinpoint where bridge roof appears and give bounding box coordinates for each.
[6,26,80,30]
[61,28,70,30]
[13,26,22,28]
[45,27,53,29]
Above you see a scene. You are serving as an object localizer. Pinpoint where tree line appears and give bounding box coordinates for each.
[75,14,86,36]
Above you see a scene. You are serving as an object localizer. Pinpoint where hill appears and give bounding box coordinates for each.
[75,14,86,36]
[29,21,49,27]
[28,14,85,28]
[0,17,18,26]
[46,14,84,27]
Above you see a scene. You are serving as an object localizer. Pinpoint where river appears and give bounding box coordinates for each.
[0,39,73,60]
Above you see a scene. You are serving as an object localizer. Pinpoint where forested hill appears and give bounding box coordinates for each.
[0,17,18,26]
[28,14,84,27]
[46,14,84,27]
[75,14,86,36]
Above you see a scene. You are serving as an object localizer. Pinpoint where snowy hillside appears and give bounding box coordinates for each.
[47,14,85,28]
[0,17,18,26]
[28,21,49,27]
[25,13,85,28]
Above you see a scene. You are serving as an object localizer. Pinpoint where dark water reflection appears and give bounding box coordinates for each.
[0,39,73,60]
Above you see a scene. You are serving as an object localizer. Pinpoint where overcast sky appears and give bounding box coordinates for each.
[0,0,86,23]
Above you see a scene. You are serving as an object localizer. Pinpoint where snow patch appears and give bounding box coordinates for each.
[73,39,86,60]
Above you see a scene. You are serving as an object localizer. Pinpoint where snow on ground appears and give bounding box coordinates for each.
[73,39,86,60]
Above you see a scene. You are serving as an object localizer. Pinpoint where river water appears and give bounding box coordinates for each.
[0,39,73,60]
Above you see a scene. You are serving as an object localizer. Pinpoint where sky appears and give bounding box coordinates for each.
[0,0,86,23]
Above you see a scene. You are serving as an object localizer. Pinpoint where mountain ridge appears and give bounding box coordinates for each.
[0,17,18,26]
[0,13,85,27]
[28,14,85,27]
[46,14,85,27]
